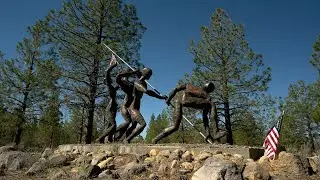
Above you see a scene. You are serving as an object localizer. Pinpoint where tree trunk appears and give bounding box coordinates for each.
[50,130,54,148]
[14,81,30,146]
[13,95,27,146]
[222,57,233,145]
[79,107,84,143]
[85,97,96,144]
[13,125,23,146]
[224,101,233,145]
[85,8,104,144]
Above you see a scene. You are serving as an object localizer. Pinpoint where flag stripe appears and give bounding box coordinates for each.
[270,132,278,144]
[267,134,277,150]
[263,122,280,160]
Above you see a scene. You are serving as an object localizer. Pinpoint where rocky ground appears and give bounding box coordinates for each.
[0,144,320,180]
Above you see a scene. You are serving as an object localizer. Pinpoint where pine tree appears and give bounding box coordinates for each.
[232,111,265,146]
[43,0,145,143]
[145,112,170,143]
[188,8,271,144]
[145,114,156,143]
[278,114,307,149]
[0,23,51,145]
[283,81,320,153]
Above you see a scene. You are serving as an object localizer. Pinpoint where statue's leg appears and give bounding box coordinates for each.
[96,113,116,143]
[105,122,113,143]
[124,121,137,138]
[209,105,227,142]
[203,105,214,143]
[106,121,117,143]
[210,105,219,136]
[117,121,137,142]
[102,124,116,143]
[114,106,131,141]
[151,103,182,144]
[124,110,146,143]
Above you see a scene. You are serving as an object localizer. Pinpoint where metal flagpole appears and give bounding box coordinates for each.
[276,110,285,133]
[102,42,213,144]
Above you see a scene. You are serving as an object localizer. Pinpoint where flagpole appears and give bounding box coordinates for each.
[275,110,284,160]
[277,110,285,134]
[280,110,284,132]
[102,42,213,144]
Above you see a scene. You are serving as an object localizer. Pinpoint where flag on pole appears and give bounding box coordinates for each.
[263,111,284,160]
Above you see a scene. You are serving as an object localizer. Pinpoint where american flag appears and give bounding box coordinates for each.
[263,111,284,160]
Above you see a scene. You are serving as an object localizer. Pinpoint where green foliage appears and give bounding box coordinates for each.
[145,112,170,143]
[63,108,87,144]
[131,135,144,143]
[37,50,62,148]
[21,119,40,149]
[312,102,320,122]
[188,8,272,144]
[232,111,265,146]
[38,92,61,148]
[281,81,320,153]
[0,105,17,146]
[279,114,307,149]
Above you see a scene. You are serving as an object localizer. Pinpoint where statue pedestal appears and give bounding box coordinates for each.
[58,143,264,160]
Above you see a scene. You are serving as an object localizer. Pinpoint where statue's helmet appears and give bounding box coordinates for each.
[203,82,215,93]
[141,68,152,80]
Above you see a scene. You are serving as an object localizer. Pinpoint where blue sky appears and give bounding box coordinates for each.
[1,0,319,136]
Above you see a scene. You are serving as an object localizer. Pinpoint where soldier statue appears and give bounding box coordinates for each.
[95,56,119,143]
[152,82,227,144]
[119,68,167,143]
[113,68,137,141]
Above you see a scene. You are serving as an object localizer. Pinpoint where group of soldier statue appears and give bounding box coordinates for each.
[96,56,227,144]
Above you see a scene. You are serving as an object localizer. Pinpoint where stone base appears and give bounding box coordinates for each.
[58,143,264,160]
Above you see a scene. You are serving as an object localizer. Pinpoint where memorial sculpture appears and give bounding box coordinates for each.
[101,43,226,144]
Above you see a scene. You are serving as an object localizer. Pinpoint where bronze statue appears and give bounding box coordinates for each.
[113,68,137,141]
[95,57,119,143]
[152,82,226,144]
[120,68,167,143]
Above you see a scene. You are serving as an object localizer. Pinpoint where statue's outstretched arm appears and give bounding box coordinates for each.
[146,90,167,99]
[134,82,167,100]
[104,63,117,92]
